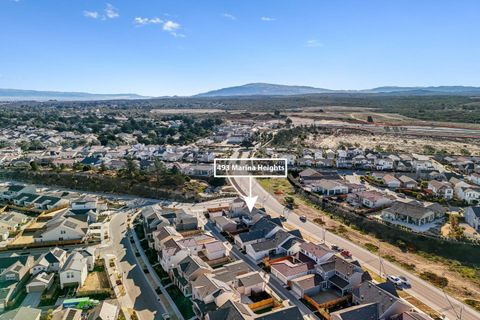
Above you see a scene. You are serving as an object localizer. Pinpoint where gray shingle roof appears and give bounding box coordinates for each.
[330,302,379,320]
[383,201,434,220]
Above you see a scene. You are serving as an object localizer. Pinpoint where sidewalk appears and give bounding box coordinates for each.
[104,254,132,320]
[130,228,184,320]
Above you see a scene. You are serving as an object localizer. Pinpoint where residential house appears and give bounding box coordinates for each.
[382,174,401,189]
[350,281,411,319]
[306,179,349,196]
[0,228,8,241]
[428,180,453,199]
[51,308,82,320]
[203,240,227,261]
[298,168,323,182]
[59,252,88,289]
[206,300,303,320]
[412,159,435,172]
[34,216,88,243]
[316,256,365,295]
[331,302,379,320]
[349,191,393,209]
[75,247,97,271]
[382,201,444,226]
[235,271,265,296]
[299,242,335,264]
[468,172,480,185]
[454,181,480,204]
[245,229,298,262]
[191,273,236,318]
[87,301,119,320]
[71,197,100,211]
[0,185,36,201]
[152,226,182,251]
[212,216,238,233]
[174,210,199,231]
[0,307,41,320]
[234,217,282,250]
[33,195,69,210]
[12,193,41,207]
[183,164,214,177]
[465,207,480,231]
[270,260,309,285]
[290,274,324,297]
[31,247,67,275]
[398,175,418,189]
[159,238,189,272]
[0,256,33,282]
[172,255,213,296]
[26,272,54,293]
[375,157,394,171]
[0,211,29,231]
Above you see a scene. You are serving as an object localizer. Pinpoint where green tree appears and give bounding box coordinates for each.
[125,158,139,178]
[30,161,39,171]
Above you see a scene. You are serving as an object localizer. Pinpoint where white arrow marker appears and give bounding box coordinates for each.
[243,176,258,213]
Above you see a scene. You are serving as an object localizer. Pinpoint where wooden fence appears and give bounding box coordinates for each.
[248,297,273,312]
[303,294,330,320]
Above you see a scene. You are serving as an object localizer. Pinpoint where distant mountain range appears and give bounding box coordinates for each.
[0,88,148,101]
[2,83,480,101]
[196,83,480,97]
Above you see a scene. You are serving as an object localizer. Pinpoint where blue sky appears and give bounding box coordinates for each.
[1,0,479,96]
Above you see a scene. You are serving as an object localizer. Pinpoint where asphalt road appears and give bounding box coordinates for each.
[231,175,480,320]
[105,211,166,320]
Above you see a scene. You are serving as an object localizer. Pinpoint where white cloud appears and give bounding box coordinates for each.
[306,39,323,47]
[261,16,275,22]
[222,13,236,20]
[84,3,119,20]
[83,11,99,19]
[132,16,184,37]
[105,3,119,19]
[163,20,184,37]
[163,20,180,31]
[134,17,163,25]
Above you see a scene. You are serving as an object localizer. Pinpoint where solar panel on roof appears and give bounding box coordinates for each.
[65,309,78,320]
[64,220,78,229]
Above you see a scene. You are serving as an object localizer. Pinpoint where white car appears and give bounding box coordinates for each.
[387,275,403,287]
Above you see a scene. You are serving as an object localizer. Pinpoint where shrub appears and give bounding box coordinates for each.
[420,271,448,288]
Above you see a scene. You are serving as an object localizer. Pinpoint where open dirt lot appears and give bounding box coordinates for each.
[78,270,111,293]
[151,108,225,114]
[305,131,480,155]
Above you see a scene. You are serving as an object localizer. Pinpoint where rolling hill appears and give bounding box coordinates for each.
[0,88,148,101]
[196,83,480,97]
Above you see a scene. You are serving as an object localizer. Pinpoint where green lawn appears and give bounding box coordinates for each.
[166,285,195,319]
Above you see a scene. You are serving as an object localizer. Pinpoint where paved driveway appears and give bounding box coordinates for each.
[21,291,42,307]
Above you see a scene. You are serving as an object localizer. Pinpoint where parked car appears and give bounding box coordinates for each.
[340,250,352,258]
[299,215,307,222]
[398,275,410,287]
[331,245,341,251]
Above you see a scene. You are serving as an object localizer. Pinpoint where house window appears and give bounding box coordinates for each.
[60,230,66,234]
